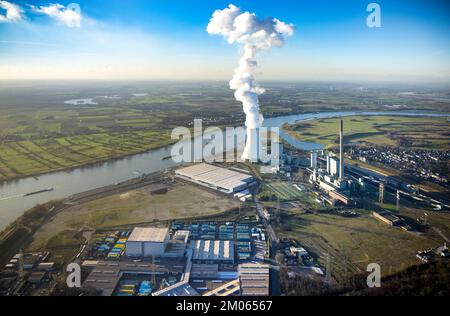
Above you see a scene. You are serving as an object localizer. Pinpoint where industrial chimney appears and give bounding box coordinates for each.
[339,119,344,180]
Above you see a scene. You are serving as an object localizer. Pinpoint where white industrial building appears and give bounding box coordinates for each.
[329,157,340,177]
[175,163,255,194]
[125,227,170,257]
[310,152,318,169]
[190,240,234,264]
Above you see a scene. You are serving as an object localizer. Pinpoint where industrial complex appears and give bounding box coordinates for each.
[1,117,448,298]
[78,218,270,296]
[307,120,356,206]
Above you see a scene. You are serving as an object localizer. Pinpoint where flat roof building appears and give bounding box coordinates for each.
[175,163,255,194]
[239,263,270,296]
[191,240,234,264]
[127,227,169,243]
[83,258,185,296]
[126,227,170,257]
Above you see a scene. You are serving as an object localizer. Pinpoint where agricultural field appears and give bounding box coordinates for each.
[0,82,244,181]
[273,209,443,282]
[283,115,450,150]
[0,130,172,181]
[1,81,449,181]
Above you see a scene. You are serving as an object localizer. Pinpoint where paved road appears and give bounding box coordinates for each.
[253,186,281,296]
[254,194,279,244]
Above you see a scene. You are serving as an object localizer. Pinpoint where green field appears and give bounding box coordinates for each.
[283,115,450,149]
[0,130,172,181]
[1,82,448,182]
[262,182,306,201]
[28,183,241,256]
[0,104,177,181]
[0,83,244,181]
[274,209,442,282]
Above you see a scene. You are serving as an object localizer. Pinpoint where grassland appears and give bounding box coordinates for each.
[283,115,450,150]
[28,183,241,255]
[260,182,306,201]
[273,209,442,282]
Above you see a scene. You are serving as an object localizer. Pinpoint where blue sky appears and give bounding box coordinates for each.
[0,0,449,82]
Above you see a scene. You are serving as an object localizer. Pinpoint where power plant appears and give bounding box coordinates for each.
[242,128,261,163]
[207,4,294,164]
[307,119,358,206]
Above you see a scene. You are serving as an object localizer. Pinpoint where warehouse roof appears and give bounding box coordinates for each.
[191,240,234,262]
[238,263,270,296]
[175,163,254,192]
[127,227,168,243]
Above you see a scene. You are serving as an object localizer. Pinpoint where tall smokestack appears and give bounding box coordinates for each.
[207,4,294,163]
[339,119,344,180]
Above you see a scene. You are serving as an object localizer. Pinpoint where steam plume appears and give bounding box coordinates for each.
[207,4,294,130]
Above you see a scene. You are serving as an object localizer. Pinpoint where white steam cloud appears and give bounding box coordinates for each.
[207,4,294,129]
[33,3,82,28]
[0,1,23,23]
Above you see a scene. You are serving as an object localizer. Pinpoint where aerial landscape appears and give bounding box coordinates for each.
[0,0,449,305]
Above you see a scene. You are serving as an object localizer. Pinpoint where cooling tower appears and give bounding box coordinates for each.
[242,128,260,163]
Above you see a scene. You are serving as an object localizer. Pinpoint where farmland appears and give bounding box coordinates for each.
[1,81,449,181]
[283,115,450,150]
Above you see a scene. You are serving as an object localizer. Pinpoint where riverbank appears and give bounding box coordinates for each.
[0,139,178,185]
[0,201,62,267]
[1,110,448,231]
[282,114,450,150]
[0,170,243,266]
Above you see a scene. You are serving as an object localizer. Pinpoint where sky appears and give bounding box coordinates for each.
[0,0,449,82]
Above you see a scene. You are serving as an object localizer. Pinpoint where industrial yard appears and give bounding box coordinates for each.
[0,117,449,296]
[0,164,274,296]
[66,218,271,297]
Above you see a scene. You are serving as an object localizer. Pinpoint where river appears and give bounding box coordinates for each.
[0,110,447,229]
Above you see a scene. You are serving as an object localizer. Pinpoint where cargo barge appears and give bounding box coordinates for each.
[24,187,54,197]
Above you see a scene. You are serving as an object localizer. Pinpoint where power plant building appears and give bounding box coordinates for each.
[326,156,331,174]
[310,152,318,169]
[329,157,340,177]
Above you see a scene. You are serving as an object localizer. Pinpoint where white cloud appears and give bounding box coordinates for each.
[0,1,23,23]
[34,3,82,28]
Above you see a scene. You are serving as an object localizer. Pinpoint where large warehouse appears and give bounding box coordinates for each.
[238,263,270,296]
[175,163,255,194]
[125,227,170,257]
[191,240,235,264]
